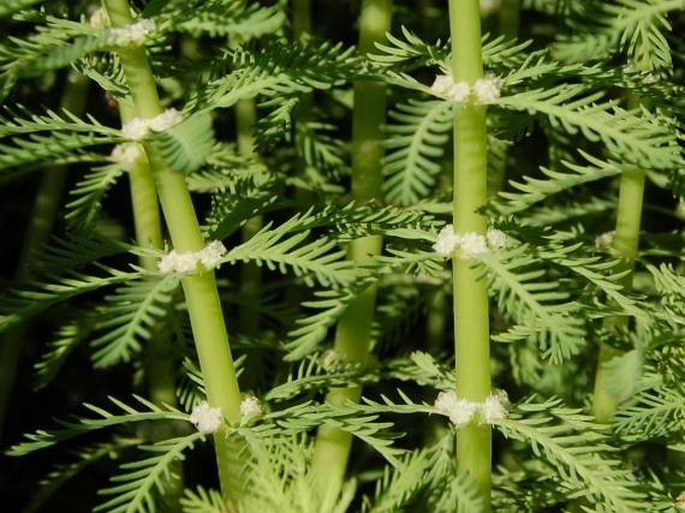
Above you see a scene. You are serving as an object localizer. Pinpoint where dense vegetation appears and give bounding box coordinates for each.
[0,1,684,512]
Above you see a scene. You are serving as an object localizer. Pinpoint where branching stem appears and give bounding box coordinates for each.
[449,0,492,508]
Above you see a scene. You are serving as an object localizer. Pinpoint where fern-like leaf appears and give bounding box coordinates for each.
[495,151,623,214]
[0,265,141,333]
[222,215,357,288]
[33,316,94,390]
[496,398,647,512]
[90,275,180,369]
[480,244,586,362]
[495,85,681,169]
[383,99,452,205]
[7,395,187,455]
[65,161,127,230]
[95,433,203,513]
[151,111,215,173]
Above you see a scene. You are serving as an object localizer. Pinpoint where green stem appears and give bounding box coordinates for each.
[498,0,520,40]
[292,0,312,37]
[118,103,178,466]
[236,99,262,338]
[102,1,243,506]
[592,143,645,422]
[449,0,491,508]
[310,0,391,502]
[0,72,88,442]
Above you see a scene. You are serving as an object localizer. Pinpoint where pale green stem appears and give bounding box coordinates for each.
[118,103,178,467]
[487,0,519,197]
[449,0,492,508]
[102,1,243,506]
[236,99,262,338]
[0,72,88,442]
[310,0,391,503]
[292,0,312,36]
[499,0,520,40]
[592,117,645,423]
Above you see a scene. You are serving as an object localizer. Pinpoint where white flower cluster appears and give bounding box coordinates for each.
[89,7,109,29]
[240,395,263,424]
[430,74,503,103]
[158,240,227,274]
[110,143,144,168]
[434,389,509,427]
[595,230,615,251]
[108,19,156,47]
[122,108,183,140]
[674,491,685,511]
[189,401,223,434]
[318,349,342,371]
[433,225,507,259]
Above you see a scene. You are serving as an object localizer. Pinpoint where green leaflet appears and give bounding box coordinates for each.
[151,110,215,174]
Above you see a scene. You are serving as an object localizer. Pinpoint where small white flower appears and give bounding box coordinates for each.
[430,74,455,97]
[110,143,144,168]
[89,7,109,29]
[198,240,228,269]
[430,75,471,103]
[486,228,507,250]
[433,224,459,257]
[448,81,472,102]
[122,108,183,141]
[457,232,488,259]
[434,391,478,428]
[675,491,685,510]
[240,395,263,423]
[319,349,341,371]
[473,76,503,103]
[158,241,227,274]
[480,390,509,423]
[109,19,156,47]
[148,108,184,132]
[121,118,150,140]
[158,250,196,273]
[595,230,615,251]
[434,390,459,415]
[189,401,223,434]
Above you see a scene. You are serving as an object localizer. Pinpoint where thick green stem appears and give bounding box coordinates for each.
[0,72,88,442]
[103,0,243,506]
[449,0,491,508]
[592,164,645,422]
[310,0,391,502]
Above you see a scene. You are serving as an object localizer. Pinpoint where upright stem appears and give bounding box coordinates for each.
[310,0,391,503]
[102,1,243,506]
[498,0,520,40]
[118,101,177,420]
[0,72,88,442]
[592,95,645,422]
[236,100,262,339]
[292,0,312,36]
[449,0,491,508]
